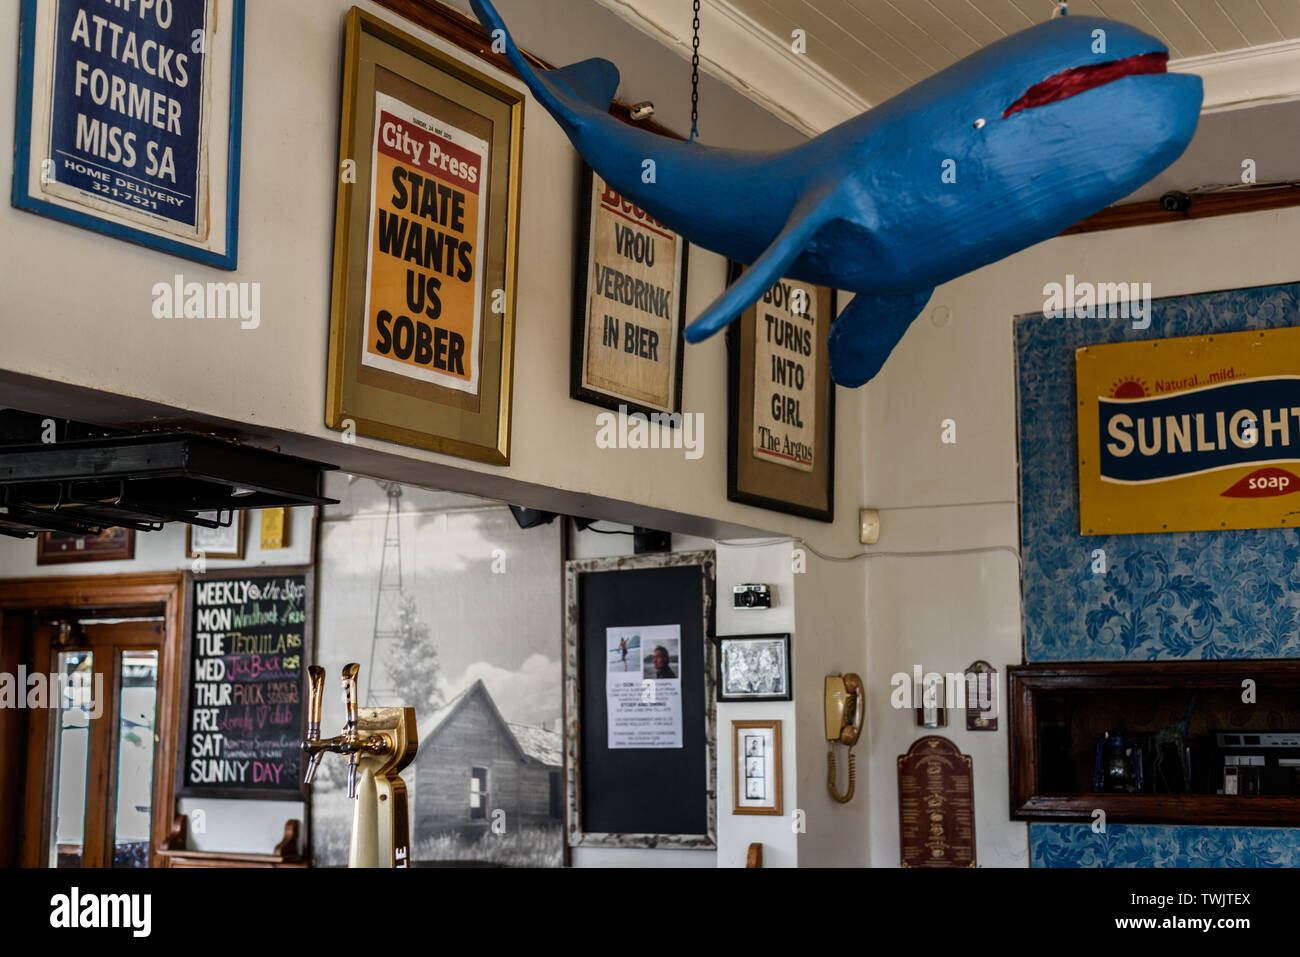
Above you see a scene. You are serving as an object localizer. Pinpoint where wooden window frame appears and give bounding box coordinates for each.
[0,572,185,868]
[470,766,488,821]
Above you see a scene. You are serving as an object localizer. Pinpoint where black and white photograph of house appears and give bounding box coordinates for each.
[313,476,564,867]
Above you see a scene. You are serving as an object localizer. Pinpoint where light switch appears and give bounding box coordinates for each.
[859,508,880,545]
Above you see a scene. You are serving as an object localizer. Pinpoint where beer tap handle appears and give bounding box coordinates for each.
[342,663,361,798]
[308,665,325,732]
[302,665,326,784]
[342,663,360,736]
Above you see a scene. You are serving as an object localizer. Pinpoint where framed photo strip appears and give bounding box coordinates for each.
[13,0,245,268]
[326,7,524,465]
[726,261,836,522]
[571,163,689,419]
[732,720,782,816]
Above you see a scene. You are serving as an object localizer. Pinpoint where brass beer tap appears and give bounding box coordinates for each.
[302,662,418,867]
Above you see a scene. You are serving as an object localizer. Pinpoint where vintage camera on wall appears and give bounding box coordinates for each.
[733,584,772,610]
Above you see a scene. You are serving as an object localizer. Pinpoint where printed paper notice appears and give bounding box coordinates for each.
[361,91,489,395]
[753,280,818,472]
[606,624,682,749]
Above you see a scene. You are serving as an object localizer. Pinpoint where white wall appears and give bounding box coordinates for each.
[0,508,316,578]
[790,544,870,867]
[715,540,796,868]
[860,204,1300,867]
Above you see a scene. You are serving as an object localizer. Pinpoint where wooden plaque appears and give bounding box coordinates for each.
[898,736,975,868]
[965,660,998,732]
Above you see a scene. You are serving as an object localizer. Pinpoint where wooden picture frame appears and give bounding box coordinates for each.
[564,550,717,849]
[726,261,836,522]
[325,7,525,465]
[186,512,246,560]
[717,633,792,702]
[35,527,135,565]
[571,163,689,419]
[1008,660,1300,827]
[12,0,245,269]
[732,720,782,816]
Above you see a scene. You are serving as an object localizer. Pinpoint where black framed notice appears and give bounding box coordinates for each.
[564,551,716,849]
[726,260,836,522]
[571,163,689,419]
[176,565,313,800]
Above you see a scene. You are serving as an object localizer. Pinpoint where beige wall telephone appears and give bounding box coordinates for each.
[825,674,863,803]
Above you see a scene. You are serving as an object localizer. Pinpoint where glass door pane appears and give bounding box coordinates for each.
[48,650,93,868]
[112,650,158,868]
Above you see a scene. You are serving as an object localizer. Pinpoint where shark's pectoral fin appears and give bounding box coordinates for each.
[828,289,934,387]
[683,187,841,343]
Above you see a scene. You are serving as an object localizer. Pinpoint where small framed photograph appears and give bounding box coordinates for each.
[36,528,135,565]
[717,633,792,702]
[186,511,245,560]
[732,720,782,816]
[571,164,689,419]
[726,261,836,522]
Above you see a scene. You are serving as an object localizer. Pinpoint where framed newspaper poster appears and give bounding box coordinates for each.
[571,164,689,419]
[726,261,836,522]
[326,7,524,465]
[12,0,245,269]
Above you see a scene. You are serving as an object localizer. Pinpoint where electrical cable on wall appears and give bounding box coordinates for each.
[715,536,1024,568]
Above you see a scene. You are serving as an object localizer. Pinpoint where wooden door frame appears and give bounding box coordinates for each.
[0,572,185,868]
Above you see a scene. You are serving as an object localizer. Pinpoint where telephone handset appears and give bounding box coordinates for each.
[825,674,863,803]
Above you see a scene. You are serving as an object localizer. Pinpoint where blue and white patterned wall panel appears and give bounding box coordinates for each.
[1016,282,1300,662]
[1031,823,1300,867]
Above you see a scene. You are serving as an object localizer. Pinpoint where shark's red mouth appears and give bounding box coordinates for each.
[1003,52,1168,119]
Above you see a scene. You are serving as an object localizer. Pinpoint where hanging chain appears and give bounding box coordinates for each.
[689,0,701,142]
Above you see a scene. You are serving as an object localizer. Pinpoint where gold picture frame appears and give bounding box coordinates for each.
[326,7,524,465]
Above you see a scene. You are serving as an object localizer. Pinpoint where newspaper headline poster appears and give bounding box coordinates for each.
[362,91,489,395]
[578,174,686,413]
[605,624,682,750]
[752,279,818,472]
[15,0,244,267]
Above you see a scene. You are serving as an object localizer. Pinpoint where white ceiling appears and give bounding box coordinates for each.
[731,0,1300,108]
[594,0,1300,134]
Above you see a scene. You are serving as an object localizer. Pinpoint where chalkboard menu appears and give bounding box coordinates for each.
[177,566,313,799]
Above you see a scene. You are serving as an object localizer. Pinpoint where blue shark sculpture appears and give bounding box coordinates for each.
[470,0,1201,386]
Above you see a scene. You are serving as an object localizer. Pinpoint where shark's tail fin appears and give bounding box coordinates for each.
[470,0,619,129]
